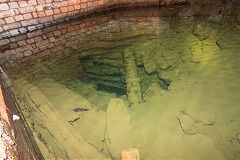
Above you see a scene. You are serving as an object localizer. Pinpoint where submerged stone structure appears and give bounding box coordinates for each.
[123,47,142,105]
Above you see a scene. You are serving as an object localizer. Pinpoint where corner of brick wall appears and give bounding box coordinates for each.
[0,0,163,69]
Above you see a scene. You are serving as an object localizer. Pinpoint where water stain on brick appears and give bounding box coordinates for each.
[0,44,10,52]
[21,19,39,27]
[43,5,56,11]
[10,35,27,43]
[3,23,21,31]
[9,29,20,37]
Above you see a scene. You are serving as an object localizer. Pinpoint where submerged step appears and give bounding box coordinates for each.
[35,78,93,122]
[13,79,107,159]
[123,48,142,105]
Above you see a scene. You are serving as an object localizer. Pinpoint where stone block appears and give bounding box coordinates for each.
[0,39,10,46]
[27,30,43,38]
[21,19,39,27]
[106,98,132,159]
[0,3,9,11]
[10,35,27,42]
[3,22,21,30]
[9,29,20,36]
[121,148,139,160]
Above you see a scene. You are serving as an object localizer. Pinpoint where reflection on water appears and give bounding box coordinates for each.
[7,7,240,160]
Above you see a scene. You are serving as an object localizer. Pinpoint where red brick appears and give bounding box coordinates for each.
[46,0,52,3]
[23,13,33,20]
[68,6,75,12]
[42,34,47,39]
[9,35,27,42]
[18,40,27,46]
[0,19,5,25]
[67,26,74,32]
[24,50,33,56]
[61,28,67,34]
[32,48,40,54]
[19,7,36,14]
[74,5,80,10]
[9,43,18,49]
[9,2,19,9]
[73,25,80,30]
[37,0,46,5]
[28,0,37,6]
[31,43,36,48]
[54,13,67,20]
[66,40,78,47]
[0,39,10,46]
[18,1,28,7]
[5,17,15,24]
[56,1,68,8]
[68,10,78,17]
[27,38,35,44]
[60,7,68,13]
[37,11,46,17]
[36,5,43,11]
[0,10,15,19]
[14,15,23,22]
[13,8,20,15]
[34,36,42,42]
[57,22,70,29]
[54,9,61,14]
[0,3,9,11]
[39,45,47,51]
[39,16,53,23]
[21,19,38,27]
[52,45,64,52]
[47,43,54,48]
[3,23,21,30]
[53,30,61,36]
[27,30,43,38]
[38,49,51,57]
[67,0,76,5]
[46,32,53,38]
[15,53,24,60]
[45,10,53,16]
[81,3,87,8]
[49,37,55,42]
[32,12,38,18]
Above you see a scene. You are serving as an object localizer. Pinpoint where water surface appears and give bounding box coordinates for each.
[7,7,240,160]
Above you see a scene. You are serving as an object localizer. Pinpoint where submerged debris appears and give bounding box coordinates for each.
[68,117,80,126]
[73,108,90,112]
[216,39,223,50]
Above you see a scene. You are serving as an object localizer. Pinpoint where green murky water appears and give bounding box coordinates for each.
[6,8,240,160]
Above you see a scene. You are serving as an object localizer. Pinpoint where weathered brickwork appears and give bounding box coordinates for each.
[0,0,164,68]
[0,0,240,69]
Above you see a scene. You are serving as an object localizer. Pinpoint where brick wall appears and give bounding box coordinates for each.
[0,0,239,70]
[0,0,164,68]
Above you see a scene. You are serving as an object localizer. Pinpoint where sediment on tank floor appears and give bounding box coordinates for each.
[1,1,240,160]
